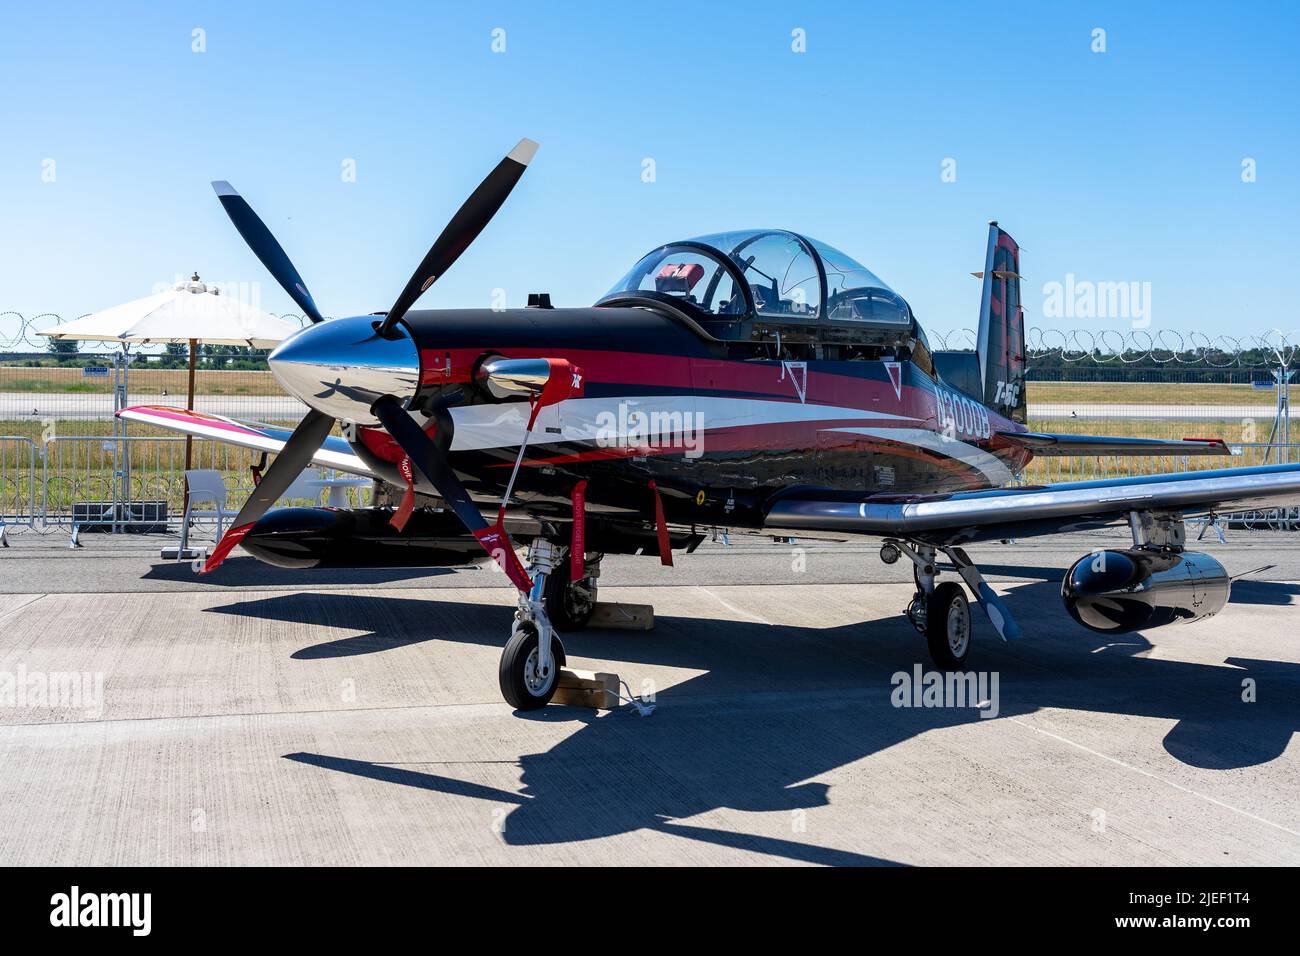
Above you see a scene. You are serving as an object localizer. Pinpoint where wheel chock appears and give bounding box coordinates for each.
[552,668,621,709]
[589,602,654,630]
[161,547,206,561]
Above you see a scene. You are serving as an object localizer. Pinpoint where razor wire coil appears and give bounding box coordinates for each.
[3,313,1298,367]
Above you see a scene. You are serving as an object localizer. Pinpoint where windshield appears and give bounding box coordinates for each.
[603,244,746,316]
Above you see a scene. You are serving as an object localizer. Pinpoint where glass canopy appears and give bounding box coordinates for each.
[600,229,908,330]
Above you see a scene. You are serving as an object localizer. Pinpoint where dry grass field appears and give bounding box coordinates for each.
[1029,380,1265,406]
[0,365,280,395]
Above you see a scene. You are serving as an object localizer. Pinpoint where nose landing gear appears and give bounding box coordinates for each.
[543,548,600,631]
[499,538,567,710]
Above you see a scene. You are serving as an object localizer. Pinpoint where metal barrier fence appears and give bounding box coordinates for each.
[0,433,1298,543]
[12,436,372,542]
[0,437,38,544]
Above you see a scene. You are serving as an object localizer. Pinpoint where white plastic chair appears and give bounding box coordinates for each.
[276,469,326,506]
[167,469,239,558]
[185,469,238,536]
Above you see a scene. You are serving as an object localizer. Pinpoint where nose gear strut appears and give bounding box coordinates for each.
[500,538,565,710]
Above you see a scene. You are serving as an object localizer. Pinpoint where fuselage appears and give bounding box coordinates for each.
[344,306,1032,531]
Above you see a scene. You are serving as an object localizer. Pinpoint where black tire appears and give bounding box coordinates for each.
[543,555,595,631]
[498,622,567,711]
[925,582,972,670]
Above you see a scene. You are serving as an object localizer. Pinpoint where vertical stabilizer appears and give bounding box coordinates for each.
[974,221,1027,423]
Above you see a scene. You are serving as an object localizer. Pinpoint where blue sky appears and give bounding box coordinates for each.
[1,1,1296,346]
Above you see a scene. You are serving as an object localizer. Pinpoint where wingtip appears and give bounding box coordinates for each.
[211,180,238,197]
[508,138,539,166]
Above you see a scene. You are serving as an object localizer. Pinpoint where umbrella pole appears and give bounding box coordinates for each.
[184,338,197,495]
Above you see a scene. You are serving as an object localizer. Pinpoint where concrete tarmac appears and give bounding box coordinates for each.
[0,530,1297,866]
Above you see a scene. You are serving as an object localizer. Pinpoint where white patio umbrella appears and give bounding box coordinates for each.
[39,273,302,470]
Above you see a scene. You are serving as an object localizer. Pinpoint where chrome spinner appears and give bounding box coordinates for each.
[268,315,421,425]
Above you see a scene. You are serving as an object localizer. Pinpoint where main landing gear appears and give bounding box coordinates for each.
[883,539,1020,669]
[498,538,602,710]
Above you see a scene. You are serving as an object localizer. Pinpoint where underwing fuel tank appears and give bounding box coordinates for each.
[241,508,489,570]
[1061,549,1230,634]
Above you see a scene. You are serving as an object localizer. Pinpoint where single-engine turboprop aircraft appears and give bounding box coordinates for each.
[123,138,1300,711]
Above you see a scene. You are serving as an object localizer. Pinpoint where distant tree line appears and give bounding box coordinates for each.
[26,341,271,370]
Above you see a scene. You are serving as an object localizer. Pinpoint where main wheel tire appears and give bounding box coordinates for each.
[543,556,596,631]
[499,622,567,711]
[925,582,972,670]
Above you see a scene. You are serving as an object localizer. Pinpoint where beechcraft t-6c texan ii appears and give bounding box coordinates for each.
[123,138,1300,710]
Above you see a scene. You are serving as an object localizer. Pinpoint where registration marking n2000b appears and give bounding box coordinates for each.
[936,387,991,440]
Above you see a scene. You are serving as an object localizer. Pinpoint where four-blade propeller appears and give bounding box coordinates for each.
[202,139,540,576]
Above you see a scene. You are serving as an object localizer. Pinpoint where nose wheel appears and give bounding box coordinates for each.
[499,621,567,710]
[499,537,570,710]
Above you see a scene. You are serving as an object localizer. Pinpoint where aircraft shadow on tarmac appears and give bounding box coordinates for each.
[211,583,1300,865]
[142,555,451,588]
[1221,579,1300,607]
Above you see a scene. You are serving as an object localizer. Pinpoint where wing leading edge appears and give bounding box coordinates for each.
[116,405,371,478]
[764,462,1300,545]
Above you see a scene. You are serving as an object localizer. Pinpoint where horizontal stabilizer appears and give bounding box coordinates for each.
[997,431,1231,457]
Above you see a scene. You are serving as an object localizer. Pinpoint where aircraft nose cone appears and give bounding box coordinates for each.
[269,315,422,424]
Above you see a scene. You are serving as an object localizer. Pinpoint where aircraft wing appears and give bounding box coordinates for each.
[117,405,372,478]
[763,462,1300,545]
[997,431,1231,457]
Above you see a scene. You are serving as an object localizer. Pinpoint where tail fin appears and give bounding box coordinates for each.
[975,221,1027,423]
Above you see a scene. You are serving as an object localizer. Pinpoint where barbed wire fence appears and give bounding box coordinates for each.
[4,312,1299,364]
[930,327,1300,369]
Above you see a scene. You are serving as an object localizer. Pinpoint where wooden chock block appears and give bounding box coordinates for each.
[552,668,621,709]
[588,602,654,631]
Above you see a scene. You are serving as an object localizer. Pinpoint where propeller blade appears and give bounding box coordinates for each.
[202,409,337,572]
[371,397,531,591]
[377,138,538,337]
[211,181,327,325]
